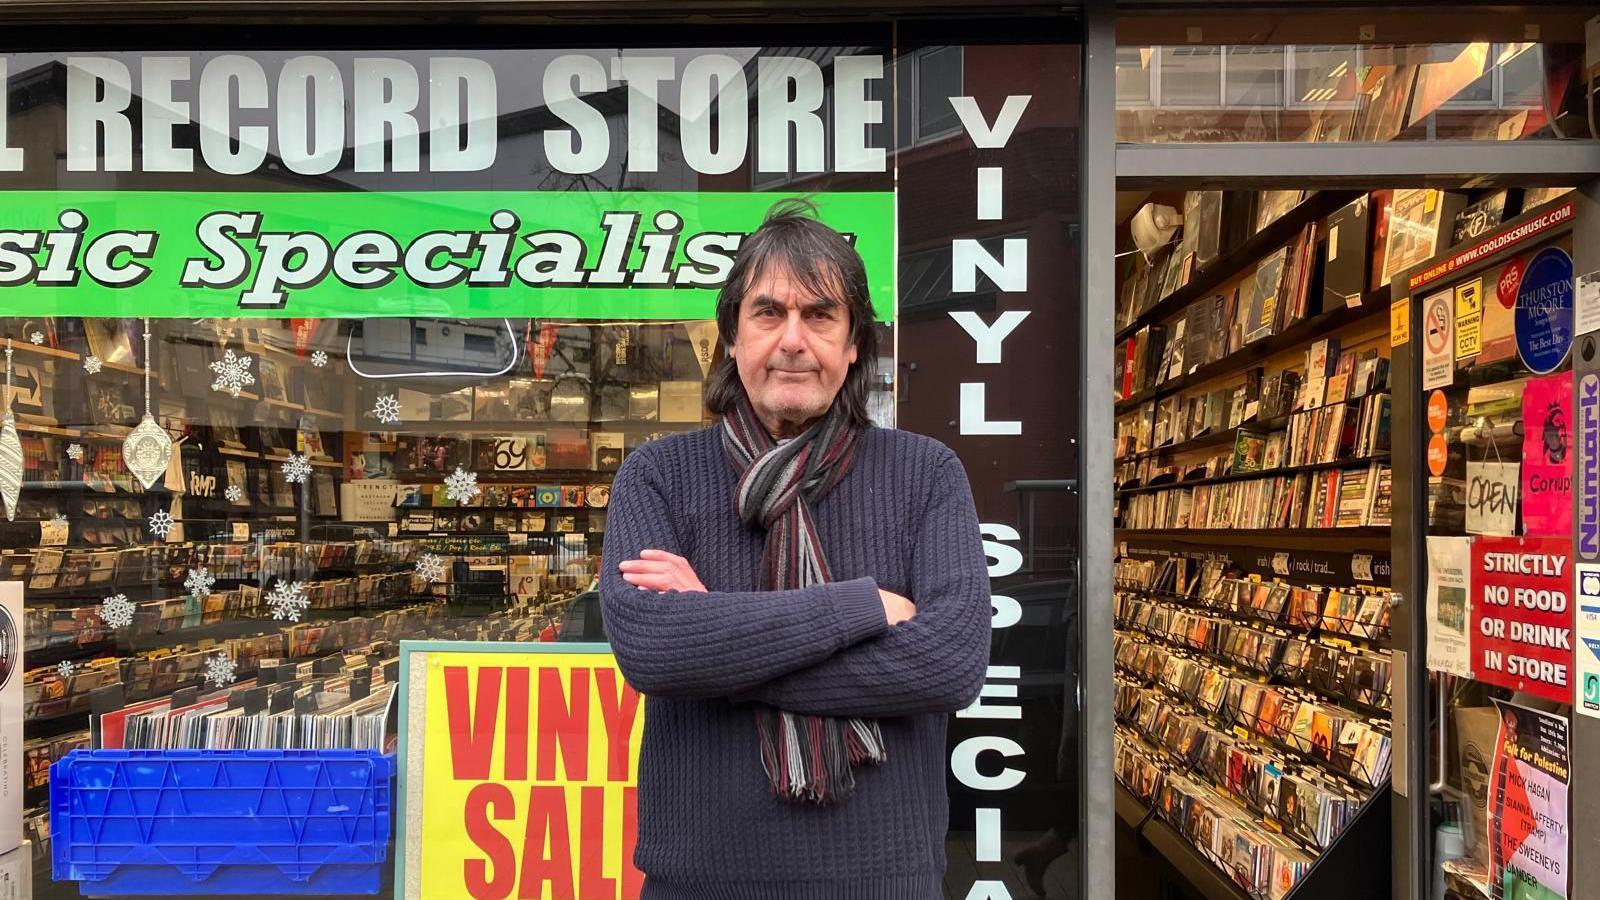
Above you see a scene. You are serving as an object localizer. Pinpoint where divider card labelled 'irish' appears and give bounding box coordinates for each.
[397,642,645,900]
[1470,537,1574,703]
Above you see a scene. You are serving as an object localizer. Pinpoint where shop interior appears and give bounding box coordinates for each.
[1109,33,1587,900]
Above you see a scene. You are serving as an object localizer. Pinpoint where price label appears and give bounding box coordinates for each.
[231,521,249,542]
[1271,553,1290,576]
[388,521,399,537]
[39,517,68,547]
[509,532,528,547]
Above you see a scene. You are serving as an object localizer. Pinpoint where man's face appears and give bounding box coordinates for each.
[730,259,857,435]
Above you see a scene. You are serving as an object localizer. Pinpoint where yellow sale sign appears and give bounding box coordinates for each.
[399,643,644,899]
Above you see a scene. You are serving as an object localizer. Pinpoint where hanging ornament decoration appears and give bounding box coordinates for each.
[685,321,719,379]
[123,322,176,491]
[0,341,24,521]
[530,322,558,379]
[614,326,631,365]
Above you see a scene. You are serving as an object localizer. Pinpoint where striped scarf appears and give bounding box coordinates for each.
[722,394,887,804]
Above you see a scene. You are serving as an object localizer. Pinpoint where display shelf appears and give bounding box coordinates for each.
[383,419,704,434]
[1115,783,1253,900]
[1117,453,1391,496]
[1117,418,1288,466]
[1115,190,1362,343]
[1117,528,1390,554]
[1115,582,1391,647]
[1116,293,1387,415]
[12,341,80,363]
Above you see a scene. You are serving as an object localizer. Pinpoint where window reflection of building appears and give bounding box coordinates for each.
[1114,41,1552,143]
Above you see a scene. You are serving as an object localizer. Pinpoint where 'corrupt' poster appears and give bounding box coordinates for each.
[1488,700,1569,900]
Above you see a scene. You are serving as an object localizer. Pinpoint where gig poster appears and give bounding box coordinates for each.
[1488,700,1569,900]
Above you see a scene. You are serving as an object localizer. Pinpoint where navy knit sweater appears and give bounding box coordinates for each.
[599,423,991,899]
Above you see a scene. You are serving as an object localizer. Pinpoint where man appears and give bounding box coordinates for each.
[600,200,990,899]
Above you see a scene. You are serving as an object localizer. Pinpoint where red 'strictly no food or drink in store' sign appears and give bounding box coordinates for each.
[1470,535,1574,703]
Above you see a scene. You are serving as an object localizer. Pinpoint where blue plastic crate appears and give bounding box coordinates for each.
[50,749,393,895]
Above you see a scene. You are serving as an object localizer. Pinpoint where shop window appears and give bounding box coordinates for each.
[1116,46,1154,107]
[1223,45,1284,108]
[1156,45,1222,108]
[1117,9,1589,142]
[1287,45,1361,109]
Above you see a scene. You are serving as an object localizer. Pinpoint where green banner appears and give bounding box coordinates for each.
[0,190,895,321]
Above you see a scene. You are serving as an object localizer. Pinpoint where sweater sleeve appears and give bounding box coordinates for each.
[733,450,992,718]
[599,444,890,700]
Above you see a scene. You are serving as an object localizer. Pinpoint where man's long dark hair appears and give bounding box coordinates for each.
[704,198,879,428]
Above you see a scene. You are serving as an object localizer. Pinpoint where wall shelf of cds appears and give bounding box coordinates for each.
[1112,187,1414,900]
[1115,190,1363,344]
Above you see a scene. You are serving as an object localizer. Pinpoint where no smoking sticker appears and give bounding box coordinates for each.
[1422,290,1455,390]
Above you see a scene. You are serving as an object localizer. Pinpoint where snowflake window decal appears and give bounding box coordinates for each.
[66,443,84,462]
[415,552,446,584]
[282,454,312,484]
[225,484,243,502]
[204,653,237,687]
[99,593,135,630]
[184,567,215,600]
[28,332,43,345]
[267,580,310,621]
[147,509,175,537]
[56,660,75,679]
[372,394,402,424]
[82,355,103,374]
[209,348,255,397]
[444,467,482,504]
[310,350,329,367]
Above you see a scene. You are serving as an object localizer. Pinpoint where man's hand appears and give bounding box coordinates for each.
[880,589,916,626]
[618,549,708,593]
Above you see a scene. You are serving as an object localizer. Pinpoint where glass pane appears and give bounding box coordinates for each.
[1117,10,1594,142]
[1414,195,1579,900]
[1225,45,1284,108]
[894,36,1084,900]
[0,33,1087,900]
[1116,46,1154,106]
[917,46,964,138]
[1159,46,1222,107]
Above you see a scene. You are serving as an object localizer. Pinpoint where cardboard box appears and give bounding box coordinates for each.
[0,582,20,855]
[0,840,30,900]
